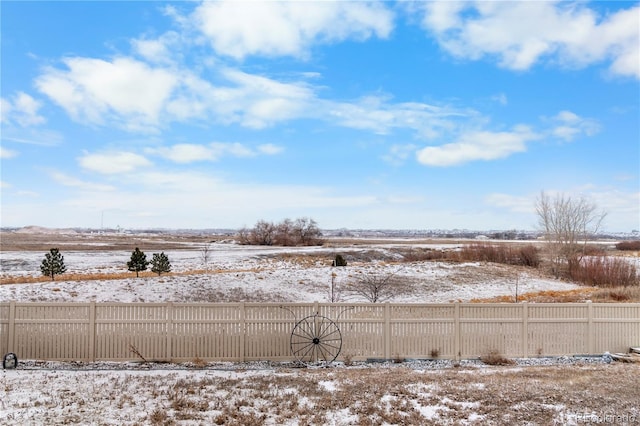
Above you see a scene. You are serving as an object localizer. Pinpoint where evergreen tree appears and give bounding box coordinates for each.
[40,248,67,280]
[151,252,171,276]
[127,247,149,277]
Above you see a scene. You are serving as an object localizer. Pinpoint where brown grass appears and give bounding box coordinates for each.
[480,350,516,366]
[471,288,599,303]
[0,268,261,285]
[4,363,639,425]
[471,286,640,303]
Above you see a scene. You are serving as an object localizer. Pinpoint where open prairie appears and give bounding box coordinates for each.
[1,228,639,425]
[0,228,586,304]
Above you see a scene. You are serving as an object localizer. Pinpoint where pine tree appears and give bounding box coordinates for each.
[40,248,67,280]
[151,252,171,276]
[127,247,149,277]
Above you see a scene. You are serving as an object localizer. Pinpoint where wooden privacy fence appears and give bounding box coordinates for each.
[1,302,639,362]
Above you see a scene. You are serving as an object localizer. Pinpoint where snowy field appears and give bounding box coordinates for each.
[3,233,638,425]
[2,359,638,425]
[0,240,581,304]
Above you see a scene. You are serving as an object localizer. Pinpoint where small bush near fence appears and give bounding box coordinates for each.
[480,350,515,366]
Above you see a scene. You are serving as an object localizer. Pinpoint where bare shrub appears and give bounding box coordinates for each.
[342,353,354,366]
[616,240,640,251]
[430,348,440,359]
[458,243,540,267]
[148,408,169,425]
[570,256,639,287]
[191,357,207,368]
[251,220,276,246]
[480,350,515,366]
[344,271,404,303]
[332,254,347,267]
[400,248,448,262]
[517,245,541,267]
[236,217,323,246]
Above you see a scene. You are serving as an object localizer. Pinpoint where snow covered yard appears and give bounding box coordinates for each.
[2,361,638,425]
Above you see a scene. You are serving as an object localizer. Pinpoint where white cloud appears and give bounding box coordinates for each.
[217,69,316,128]
[131,31,181,64]
[258,143,284,155]
[193,1,394,59]
[416,125,539,166]
[35,57,178,132]
[420,1,640,78]
[51,168,379,228]
[327,95,471,139]
[484,193,535,214]
[548,110,600,141]
[146,142,284,164]
[491,93,508,105]
[0,146,19,159]
[211,142,254,158]
[50,171,115,192]
[0,129,64,147]
[382,144,418,166]
[78,151,152,174]
[1,92,46,127]
[146,144,219,164]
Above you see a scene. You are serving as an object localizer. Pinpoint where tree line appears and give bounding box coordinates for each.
[236,217,323,246]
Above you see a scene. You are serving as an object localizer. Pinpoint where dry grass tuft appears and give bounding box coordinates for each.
[480,350,516,366]
[590,286,640,302]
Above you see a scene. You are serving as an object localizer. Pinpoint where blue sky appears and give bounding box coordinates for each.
[1,1,638,232]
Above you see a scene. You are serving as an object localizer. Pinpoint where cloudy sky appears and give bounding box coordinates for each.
[1,1,638,232]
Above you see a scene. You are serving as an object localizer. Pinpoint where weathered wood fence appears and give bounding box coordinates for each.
[1,302,638,362]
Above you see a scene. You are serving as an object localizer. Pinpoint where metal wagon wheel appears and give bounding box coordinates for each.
[290,314,342,366]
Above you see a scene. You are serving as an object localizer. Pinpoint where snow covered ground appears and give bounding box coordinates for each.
[0,242,580,303]
[2,238,638,425]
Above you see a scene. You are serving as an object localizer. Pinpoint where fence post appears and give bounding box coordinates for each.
[166,302,173,361]
[522,302,529,358]
[384,302,391,360]
[454,302,460,361]
[88,301,96,362]
[7,302,16,354]
[239,302,245,362]
[587,301,593,354]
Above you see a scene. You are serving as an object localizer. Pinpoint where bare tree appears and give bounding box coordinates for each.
[236,217,323,246]
[293,217,323,246]
[328,271,344,303]
[535,191,607,277]
[274,218,294,246]
[251,220,276,245]
[345,270,404,303]
[200,243,212,271]
[236,227,251,245]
